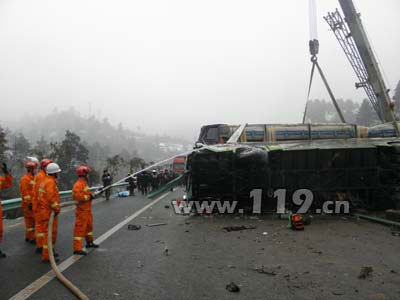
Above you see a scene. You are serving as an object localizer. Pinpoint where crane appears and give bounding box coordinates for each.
[324,0,399,136]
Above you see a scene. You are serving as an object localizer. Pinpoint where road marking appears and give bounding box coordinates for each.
[8,192,171,300]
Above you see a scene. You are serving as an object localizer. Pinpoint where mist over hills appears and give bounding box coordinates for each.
[4,107,193,162]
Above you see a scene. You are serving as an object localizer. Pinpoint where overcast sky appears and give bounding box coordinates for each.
[0,0,399,140]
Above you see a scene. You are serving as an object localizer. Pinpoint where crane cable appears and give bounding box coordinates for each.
[302,60,316,123]
[303,0,346,124]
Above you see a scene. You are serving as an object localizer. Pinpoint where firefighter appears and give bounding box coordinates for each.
[19,161,38,244]
[73,166,99,255]
[0,163,13,258]
[33,158,52,254]
[38,162,61,262]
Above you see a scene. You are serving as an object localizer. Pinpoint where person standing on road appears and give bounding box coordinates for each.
[141,171,149,195]
[19,161,38,244]
[102,169,113,200]
[0,162,13,258]
[38,162,61,262]
[73,166,99,255]
[125,174,135,196]
[137,172,143,195]
[33,158,53,254]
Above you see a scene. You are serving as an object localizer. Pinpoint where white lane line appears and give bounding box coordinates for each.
[8,192,171,300]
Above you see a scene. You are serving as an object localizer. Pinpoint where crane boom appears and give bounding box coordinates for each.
[327,0,399,135]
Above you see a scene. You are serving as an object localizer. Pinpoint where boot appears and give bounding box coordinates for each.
[35,247,43,254]
[0,249,6,258]
[73,250,87,256]
[86,242,99,248]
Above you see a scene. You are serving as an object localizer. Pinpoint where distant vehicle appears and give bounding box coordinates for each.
[172,156,186,175]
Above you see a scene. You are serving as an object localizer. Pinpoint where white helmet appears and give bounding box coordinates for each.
[27,156,40,166]
[46,163,61,174]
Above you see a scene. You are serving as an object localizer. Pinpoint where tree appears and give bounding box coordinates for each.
[0,125,8,161]
[305,99,331,123]
[306,98,362,124]
[32,136,50,159]
[6,132,32,172]
[106,154,125,178]
[128,157,146,173]
[356,99,380,126]
[50,131,89,189]
[331,99,360,123]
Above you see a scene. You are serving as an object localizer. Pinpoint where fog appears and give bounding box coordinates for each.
[0,0,399,140]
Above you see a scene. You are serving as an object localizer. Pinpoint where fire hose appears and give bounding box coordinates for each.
[46,150,197,299]
[48,201,89,300]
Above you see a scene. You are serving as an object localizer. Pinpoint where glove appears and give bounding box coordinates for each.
[28,203,33,210]
[54,210,60,217]
[90,193,96,200]
[2,163,8,174]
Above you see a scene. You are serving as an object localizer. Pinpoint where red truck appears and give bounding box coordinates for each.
[172,156,186,176]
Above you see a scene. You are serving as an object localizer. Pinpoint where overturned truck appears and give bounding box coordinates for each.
[186,123,400,213]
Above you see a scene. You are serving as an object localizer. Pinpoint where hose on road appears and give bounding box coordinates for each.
[48,200,89,300]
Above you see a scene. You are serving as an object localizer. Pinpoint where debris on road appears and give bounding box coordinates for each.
[358,266,373,279]
[226,282,240,293]
[304,215,313,225]
[290,214,305,230]
[332,290,346,296]
[385,209,400,222]
[127,224,141,231]
[164,205,171,209]
[252,265,279,276]
[147,223,167,227]
[367,293,388,300]
[223,225,256,232]
[390,226,400,237]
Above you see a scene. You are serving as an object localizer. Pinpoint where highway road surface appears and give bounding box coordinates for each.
[1,188,400,300]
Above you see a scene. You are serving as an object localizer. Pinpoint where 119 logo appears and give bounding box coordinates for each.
[250,189,349,214]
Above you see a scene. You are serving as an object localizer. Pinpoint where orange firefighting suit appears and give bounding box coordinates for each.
[33,170,47,249]
[37,176,60,261]
[19,173,36,241]
[73,178,94,251]
[0,174,13,242]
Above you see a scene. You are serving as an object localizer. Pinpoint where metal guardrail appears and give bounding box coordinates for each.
[147,175,184,199]
[1,183,128,213]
